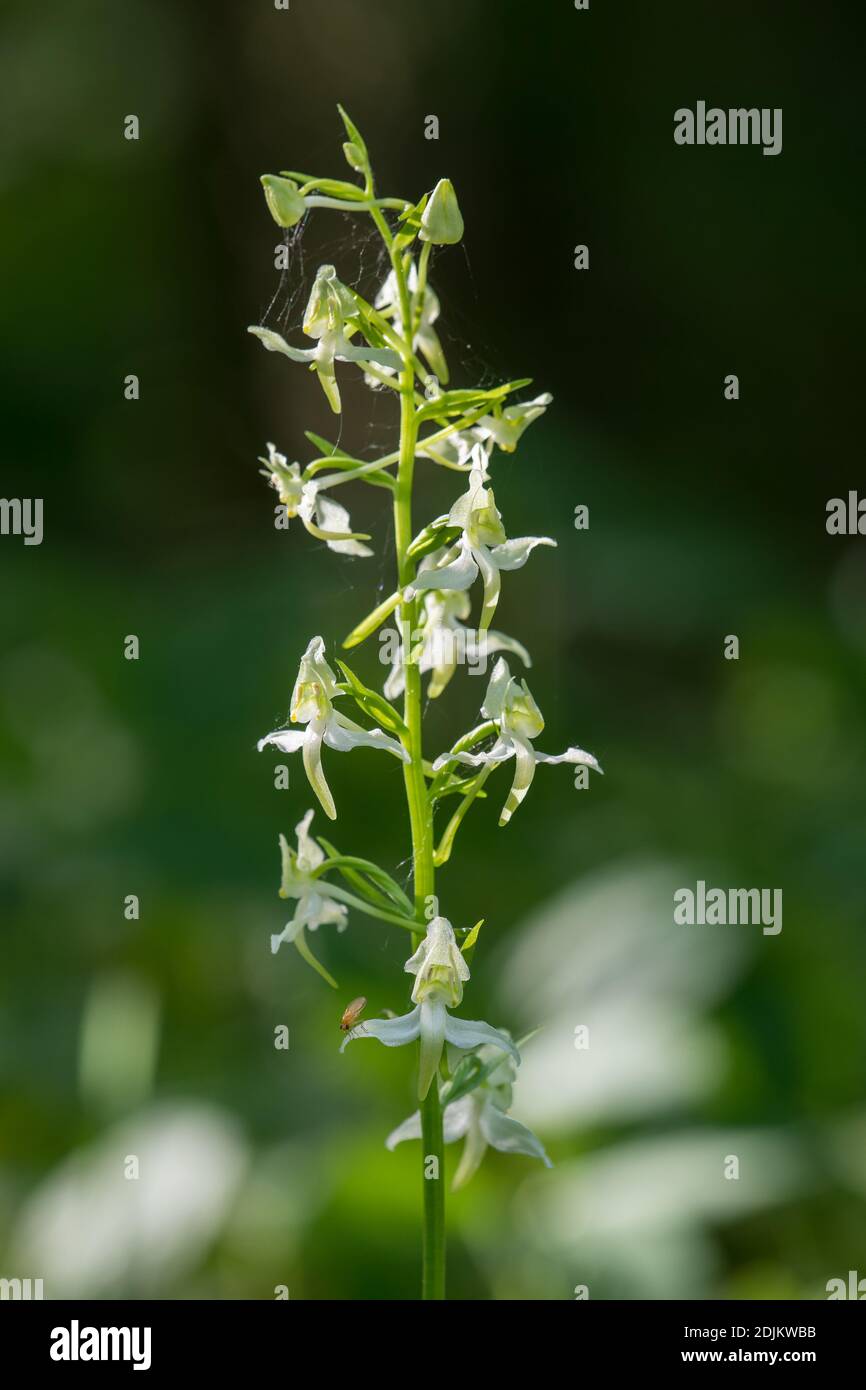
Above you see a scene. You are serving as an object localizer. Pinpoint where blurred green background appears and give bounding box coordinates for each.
[1,0,865,1300]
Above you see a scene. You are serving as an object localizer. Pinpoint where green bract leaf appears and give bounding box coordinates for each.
[440,1053,486,1105]
[297,176,368,200]
[337,104,369,172]
[342,589,402,648]
[304,430,348,457]
[317,838,413,916]
[406,517,456,561]
[336,659,409,739]
[393,193,428,251]
[293,926,339,990]
[461,919,484,954]
[415,379,532,424]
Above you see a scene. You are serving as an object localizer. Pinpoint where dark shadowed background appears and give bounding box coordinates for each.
[1,0,865,1299]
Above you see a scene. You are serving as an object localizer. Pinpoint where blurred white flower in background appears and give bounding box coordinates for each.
[10,1105,248,1297]
[451,859,817,1299]
[512,1129,809,1301]
[493,860,749,1132]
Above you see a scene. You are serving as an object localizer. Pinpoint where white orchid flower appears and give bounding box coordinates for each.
[258,636,409,820]
[260,443,372,556]
[406,453,556,630]
[416,393,552,470]
[386,1044,551,1189]
[472,392,553,454]
[433,657,602,826]
[340,916,519,1098]
[416,431,477,471]
[269,810,348,984]
[384,589,531,701]
[248,264,401,414]
[375,261,449,384]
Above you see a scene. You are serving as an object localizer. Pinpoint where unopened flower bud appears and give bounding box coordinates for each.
[342,141,366,172]
[260,175,306,228]
[419,179,464,245]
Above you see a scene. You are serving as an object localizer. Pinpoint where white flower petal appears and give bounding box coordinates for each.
[481,657,512,722]
[490,536,557,571]
[452,1109,489,1190]
[257,729,306,754]
[248,326,314,362]
[533,745,603,773]
[385,1095,474,1152]
[384,1111,423,1150]
[478,630,532,669]
[340,1005,422,1052]
[326,712,409,761]
[432,738,515,772]
[473,544,502,631]
[443,1014,521,1063]
[302,723,336,821]
[411,540,478,595]
[499,732,538,826]
[479,1103,552,1166]
[294,809,324,872]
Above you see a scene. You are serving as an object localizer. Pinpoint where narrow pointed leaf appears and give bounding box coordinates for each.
[336,659,409,739]
[292,925,338,989]
[343,589,402,649]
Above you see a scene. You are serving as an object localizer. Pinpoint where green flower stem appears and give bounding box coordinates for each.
[434,764,494,867]
[374,206,446,1300]
[312,881,421,931]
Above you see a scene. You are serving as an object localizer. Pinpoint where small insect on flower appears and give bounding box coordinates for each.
[340,996,367,1033]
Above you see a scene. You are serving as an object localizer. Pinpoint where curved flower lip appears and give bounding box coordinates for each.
[433,657,602,825]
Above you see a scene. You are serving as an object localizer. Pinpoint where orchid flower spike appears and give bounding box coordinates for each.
[260,443,372,556]
[248,264,401,414]
[386,1044,551,1189]
[270,810,347,986]
[433,657,602,825]
[340,916,519,1099]
[383,589,531,702]
[406,450,556,630]
[258,636,409,820]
